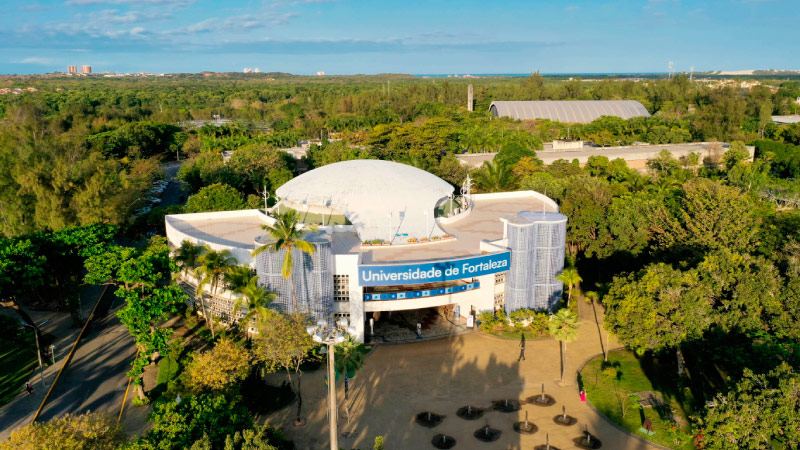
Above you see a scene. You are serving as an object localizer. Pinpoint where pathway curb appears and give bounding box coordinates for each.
[574,350,674,450]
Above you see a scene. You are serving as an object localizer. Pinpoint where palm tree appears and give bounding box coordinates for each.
[335,336,365,422]
[251,209,317,314]
[173,240,205,280]
[549,309,580,384]
[556,266,582,308]
[233,276,276,332]
[584,291,606,361]
[472,160,517,193]
[225,265,254,293]
[196,247,237,339]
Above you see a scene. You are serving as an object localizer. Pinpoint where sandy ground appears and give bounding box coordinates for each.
[264,300,663,450]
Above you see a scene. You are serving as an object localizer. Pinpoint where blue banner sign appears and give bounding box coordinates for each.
[364,282,480,301]
[358,251,510,286]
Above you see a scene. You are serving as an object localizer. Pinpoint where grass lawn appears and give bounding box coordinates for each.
[0,342,38,406]
[580,349,695,450]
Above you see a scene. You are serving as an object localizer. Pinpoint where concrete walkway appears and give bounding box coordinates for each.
[0,286,149,441]
[265,300,663,450]
[0,286,103,438]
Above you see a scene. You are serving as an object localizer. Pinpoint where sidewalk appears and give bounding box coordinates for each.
[0,285,131,440]
[263,300,662,450]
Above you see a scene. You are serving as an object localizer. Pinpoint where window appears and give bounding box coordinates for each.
[494,272,507,285]
[334,274,350,302]
[494,291,505,306]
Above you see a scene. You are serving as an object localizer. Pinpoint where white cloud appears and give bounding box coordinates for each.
[17,57,57,65]
[177,12,297,34]
[65,0,194,6]
[80,9,169,24]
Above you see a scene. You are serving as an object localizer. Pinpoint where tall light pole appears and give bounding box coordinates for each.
[21,319,49,391]
[306,318,357,450]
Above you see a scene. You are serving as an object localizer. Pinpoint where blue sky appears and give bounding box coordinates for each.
[1,0,798,75]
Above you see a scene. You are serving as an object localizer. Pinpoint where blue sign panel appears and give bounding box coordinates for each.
[364,282,480,301]
[358,251,510,287]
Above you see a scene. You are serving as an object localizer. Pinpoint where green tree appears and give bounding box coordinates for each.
[334,336,366,420]
[697,363,800,450]
[0,412,126,450]
[653,178,760,256]
[556,266,582,308]
[185,183,247,213]
[558,175,614,258]
[548,309,580,384]
[188,425,287,450]
[722,141,751,171]
[0,238,46,326]
[173,240,205,280]
[603,263,711,355]
[681,151,701,174]
[646,149,681,176]
[251,311,317,425]
[233,276,276,329]
[85,237,185,399]
[251,209,317,314]
[494,142,541,168]
[472,160,518,193]
[185,337,252,393]
[691,86,746,141]
[606,194,658,256]
[130,394,252,450]
[195,248,238,339]
[224,265,254,293]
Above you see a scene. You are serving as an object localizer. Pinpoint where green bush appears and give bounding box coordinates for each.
[184,183,247,213]
[477,309,507,332]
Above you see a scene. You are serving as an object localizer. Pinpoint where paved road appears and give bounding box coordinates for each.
[0,287,148,440]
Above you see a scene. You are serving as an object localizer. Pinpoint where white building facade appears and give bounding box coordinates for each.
[165,160,567,343]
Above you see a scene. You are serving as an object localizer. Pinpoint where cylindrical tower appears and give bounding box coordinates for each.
[503,211,567,312]
[254,232,334,321]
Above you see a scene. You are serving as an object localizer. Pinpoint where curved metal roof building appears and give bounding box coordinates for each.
[489,100,650,123]
[276,159,454,242]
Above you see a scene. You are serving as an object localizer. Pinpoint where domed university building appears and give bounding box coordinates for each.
[166,160,567,343]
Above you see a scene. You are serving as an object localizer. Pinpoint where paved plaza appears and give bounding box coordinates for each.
[265,300,663,450]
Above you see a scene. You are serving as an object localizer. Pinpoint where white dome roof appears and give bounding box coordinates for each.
[277,160,454,242]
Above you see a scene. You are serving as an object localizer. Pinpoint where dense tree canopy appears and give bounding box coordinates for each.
[0,412,126,450]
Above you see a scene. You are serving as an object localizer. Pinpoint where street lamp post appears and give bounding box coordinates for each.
[306,318,357,450]
[21,319,49,391]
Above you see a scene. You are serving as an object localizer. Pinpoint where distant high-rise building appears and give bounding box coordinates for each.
[67,65,77,74]
[243,67,252,73]
[254,68,260,73]
[467,84,474,112]
[316,71,325,76]
[81,65,92,74]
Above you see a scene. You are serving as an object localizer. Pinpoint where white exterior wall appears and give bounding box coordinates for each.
[334,253,365,342]
[165,209,275,267]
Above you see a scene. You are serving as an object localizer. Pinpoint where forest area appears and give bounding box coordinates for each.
[3,72,800,448]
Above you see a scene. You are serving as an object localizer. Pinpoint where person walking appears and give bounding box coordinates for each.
[518,334,526,361]
[25,381,33,395]
[580,389,587,403]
